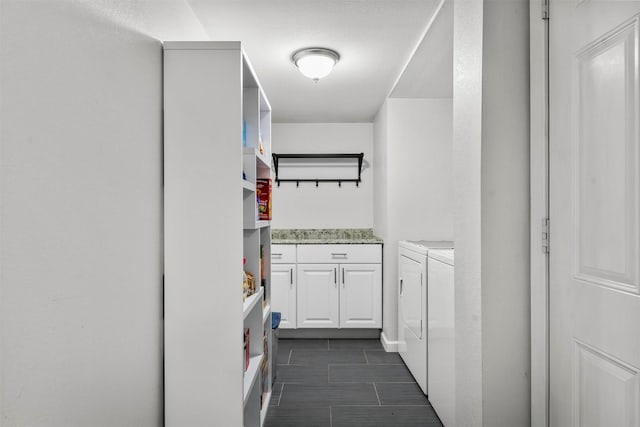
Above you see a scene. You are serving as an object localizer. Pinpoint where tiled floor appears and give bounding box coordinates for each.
[265,339,444,427]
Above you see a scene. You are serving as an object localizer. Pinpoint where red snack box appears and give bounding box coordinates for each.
[256,179,272,220]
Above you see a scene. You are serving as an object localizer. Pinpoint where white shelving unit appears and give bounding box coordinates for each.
[164,41,272,427]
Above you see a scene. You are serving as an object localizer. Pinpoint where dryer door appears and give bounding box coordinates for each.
[399,254,423,340]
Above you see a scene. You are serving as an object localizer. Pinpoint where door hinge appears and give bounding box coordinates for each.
[541,0,549,20]
[541,218,550,254]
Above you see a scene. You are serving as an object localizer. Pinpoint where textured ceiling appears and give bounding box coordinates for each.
[187,0,443,123]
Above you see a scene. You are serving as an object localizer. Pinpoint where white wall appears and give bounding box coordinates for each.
[0,1,207,425]
[271,123,374,229]
[374,98,454,345]
[453,0,530,425]
[480,1,531,425]
[453,0,484,424]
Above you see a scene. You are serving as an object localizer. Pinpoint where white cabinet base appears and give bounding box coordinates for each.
[272,244,382,330]
[271,264,296,329]
[297,263,339,328]
[340,264,382,328]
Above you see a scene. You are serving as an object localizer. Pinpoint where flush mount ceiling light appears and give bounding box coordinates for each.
[292,47,340,82]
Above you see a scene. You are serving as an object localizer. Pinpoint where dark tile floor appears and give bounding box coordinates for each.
[265,339,444,427]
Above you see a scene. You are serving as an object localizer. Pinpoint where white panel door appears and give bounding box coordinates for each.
[297,263,339,328]
[339,264,382,328]
[550,2,640,426]
[271,264,296,329]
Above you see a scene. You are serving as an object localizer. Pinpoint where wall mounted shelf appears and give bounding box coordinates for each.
[271,153,364,187]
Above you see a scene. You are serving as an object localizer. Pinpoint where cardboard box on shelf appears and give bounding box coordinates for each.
[256,179,272,220]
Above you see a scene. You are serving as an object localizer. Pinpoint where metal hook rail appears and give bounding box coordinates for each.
[271,153,364,187]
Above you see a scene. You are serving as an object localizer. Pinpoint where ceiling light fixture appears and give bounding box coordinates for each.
[292,47,340,82]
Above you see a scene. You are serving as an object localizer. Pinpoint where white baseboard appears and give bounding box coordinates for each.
[380,331,399,352]
[278,328,380,339]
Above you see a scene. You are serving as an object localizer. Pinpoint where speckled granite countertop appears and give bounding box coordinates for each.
[272,228,383,244]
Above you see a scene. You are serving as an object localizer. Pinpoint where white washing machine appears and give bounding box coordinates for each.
[427,249,455,427]
[397,240,453,395]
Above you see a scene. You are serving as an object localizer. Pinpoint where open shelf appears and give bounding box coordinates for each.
[262,305,271,324]
[243,288,263,320]
[243,220,271,231]
[165,41,272,427]
[244,147,271,169]
[243,354,264,406]
[259,391,272,427]
[242,180,256,192]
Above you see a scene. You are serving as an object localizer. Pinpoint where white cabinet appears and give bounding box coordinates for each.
[271,245,296,329]
[271,264,296,329]
[297,263,340,328]
[340,264,382,328]
[271,244,382,329]
[296,244,382,329]
[164,41,272,427]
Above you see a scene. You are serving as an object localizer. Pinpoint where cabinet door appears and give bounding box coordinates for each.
[297,263,339,328]
[271,264,296,329]
[340,264,382,328]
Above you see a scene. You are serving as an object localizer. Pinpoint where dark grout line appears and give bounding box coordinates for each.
[379,404,432,407]
[330,404,385,407]
[372,383,382,406]
[277,383,283,406]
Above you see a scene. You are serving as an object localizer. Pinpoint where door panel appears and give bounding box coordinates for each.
[296,264,339,328]
[340,264,382,328]
[573,341,640,427]
[574,17,639,293]
[398,252,427,394]
[549,2,640,426]
[399,255,423,340]
[271,264,296,329]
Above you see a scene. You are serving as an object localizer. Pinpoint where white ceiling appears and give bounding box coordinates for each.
[187,0,447,123]
[390,0,452,99]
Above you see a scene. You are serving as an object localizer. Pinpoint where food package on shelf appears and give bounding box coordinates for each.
[256,179,272,220]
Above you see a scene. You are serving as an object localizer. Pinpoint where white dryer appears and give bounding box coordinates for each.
[427,249,455,426]
[397,240,453,395]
